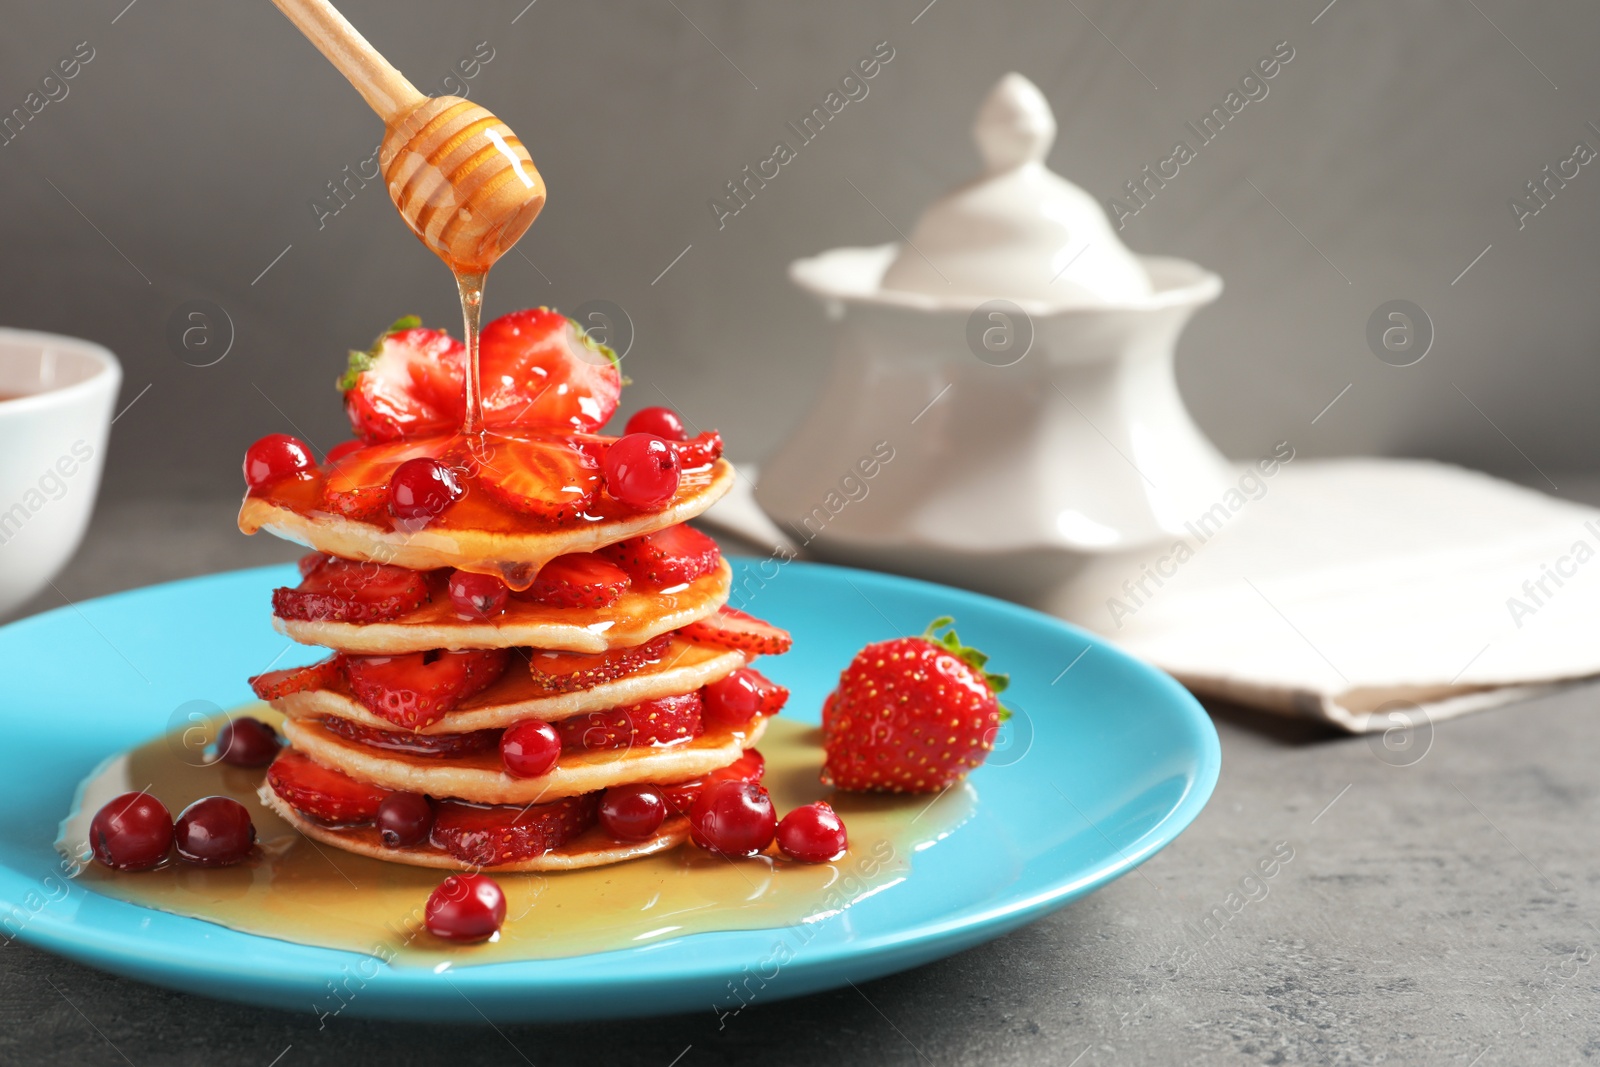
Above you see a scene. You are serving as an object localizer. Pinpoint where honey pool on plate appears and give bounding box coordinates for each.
[58,708,974,967]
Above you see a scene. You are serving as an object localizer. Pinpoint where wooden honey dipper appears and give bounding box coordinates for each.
[270,0,546,276]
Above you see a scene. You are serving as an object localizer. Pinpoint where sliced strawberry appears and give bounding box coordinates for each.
[744,668,790,716]
[322,436,451,521]
[600,525,722,588]
[659,749,766,817]
[249,654,345,700]
[297,551,331,578]
[515,553,631,609]
[324,439,364,466]
[471,433,601,521]
[681,606,792,656]
[478,308,622,434]
[339,319,465,444]
[319,717,501,759]
[430,793,600,866]
[272,558,431,624]
[266,748,388,825]
[344,648,510,730]
[671,430,723,471]
[556,693,704,751]
[527,634,671,693]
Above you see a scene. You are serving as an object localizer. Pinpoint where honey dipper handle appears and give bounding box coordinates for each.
[269,0,425,121]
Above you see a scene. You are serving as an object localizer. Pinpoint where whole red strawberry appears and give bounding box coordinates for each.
[822,617,1009,794]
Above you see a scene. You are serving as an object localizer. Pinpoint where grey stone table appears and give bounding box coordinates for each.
[3,496,1596,1066]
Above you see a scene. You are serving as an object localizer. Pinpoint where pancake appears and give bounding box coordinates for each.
[239,459,735,580]
[282,715,767,805]
[260,785,691,871]
[275,640,746,733]
[276,561,730,655]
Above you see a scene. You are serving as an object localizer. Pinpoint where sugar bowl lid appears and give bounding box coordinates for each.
[879,73,1152,307]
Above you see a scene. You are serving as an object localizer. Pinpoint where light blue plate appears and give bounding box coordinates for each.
[0,560,1218,1021]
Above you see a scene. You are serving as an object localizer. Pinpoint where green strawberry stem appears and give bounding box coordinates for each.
[923,616,1012,721]
[337,315,423,394]
[565,312,630,386]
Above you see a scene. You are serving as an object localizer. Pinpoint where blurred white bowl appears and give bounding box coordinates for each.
[0,328,120,618]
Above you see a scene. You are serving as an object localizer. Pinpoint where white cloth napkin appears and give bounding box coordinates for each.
[702,460,1600,733]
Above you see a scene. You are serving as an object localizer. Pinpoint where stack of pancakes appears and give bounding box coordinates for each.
[238,454,792,871]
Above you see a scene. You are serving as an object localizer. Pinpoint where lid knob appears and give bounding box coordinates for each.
[974,72,1056,174]
[878,72,1153,307]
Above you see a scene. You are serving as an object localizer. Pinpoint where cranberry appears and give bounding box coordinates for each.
[377,792,434,848]
[689,779,776,857]
[173,796,256,866]
[624,406,689,441]
[216,716,280,767]
[599,783,667,841]
[776,801,848,863]
[243,433,314,490]
[702,669,764,727]
[500,720,561,778]
[603,434,680,509]
[389,457,463,522]
[425,873,506,942]
[89,792,174,872]
[448,570,508,620]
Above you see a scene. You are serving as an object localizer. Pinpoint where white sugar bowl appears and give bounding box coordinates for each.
[756,74,1232,604]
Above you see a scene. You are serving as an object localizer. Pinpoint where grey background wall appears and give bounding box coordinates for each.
[1,0,1596,501]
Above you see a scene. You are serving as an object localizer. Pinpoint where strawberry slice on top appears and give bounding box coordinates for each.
[344,648,511,730]
[681,606,792,657]
[556,692,704,751]
[516,553,632,609]
[430,794,600,866]
[267,749,388,825]
[526,633,672,693]
[478,308,622,434]
[470,433,602,521]
[671,430,723,471]
[249,654,345,701]
[322,435,452,521]
[272,558,430,624]
[339,317,465,444]
[601,525,722,588]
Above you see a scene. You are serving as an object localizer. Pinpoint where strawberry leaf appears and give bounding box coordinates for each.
[921,615,1011,717]
[336,348,371,394]
[568,313,628,385]
[337,316,423,394]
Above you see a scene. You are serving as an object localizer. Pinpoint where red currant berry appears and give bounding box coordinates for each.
[243,433,314,490]
[90,792,174,872]
[377,792,434,848]
[624,406,689,442]
[173,796,256,866]
[448,570,508,620]
[216,716,280,767]
[689,779,776,857]
[500,720,561,778]
[425,873,506,942]
[776,801,848,863]
[599,783,667,842]
[389,457,463,522]
[603,434,681,509]
[702,669,764,727]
